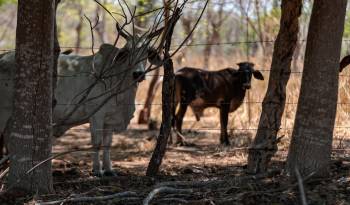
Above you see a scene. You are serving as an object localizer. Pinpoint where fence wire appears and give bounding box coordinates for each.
[1,39,350,137]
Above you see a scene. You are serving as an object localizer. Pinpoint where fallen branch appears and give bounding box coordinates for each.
[295,167,308,205]
[155,197,189,204]
[155,170,280,189]
[143,187,193,205]
[36,191,138,205]
[0,167,9,181]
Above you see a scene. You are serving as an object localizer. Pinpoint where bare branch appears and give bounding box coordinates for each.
[36,191,138,205]
[295,167,308,205]
[143,187,193,205]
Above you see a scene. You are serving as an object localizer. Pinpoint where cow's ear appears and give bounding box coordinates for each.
[148,48,163,66]
[99,44,117,57]
[237,62,243,67]
[340,55,350,72]
[253,70,264,80]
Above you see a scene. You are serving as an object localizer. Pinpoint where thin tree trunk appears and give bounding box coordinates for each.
[286,0,347,178]
[138,68,160,124]
[146,7,179,176]
[95,1,107,44]
[53,0,61,108]
[203,12,212,69]
[75,7,83,54]
[7,0,55,193]
[247,0,302,174]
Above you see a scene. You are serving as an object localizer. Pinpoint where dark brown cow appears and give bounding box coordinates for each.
[174,62,264,145]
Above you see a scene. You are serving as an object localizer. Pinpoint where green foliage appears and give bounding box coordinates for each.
[0,0,16,6]
[344,12,350,38]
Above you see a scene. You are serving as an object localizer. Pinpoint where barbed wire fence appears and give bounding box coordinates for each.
[1,33,350,170]
[1,38,350,131]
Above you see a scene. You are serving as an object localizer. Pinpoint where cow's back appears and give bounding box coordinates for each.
[54,54,138,134]
[175,67,245,117]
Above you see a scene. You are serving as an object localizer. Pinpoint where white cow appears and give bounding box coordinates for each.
[0,29,163,176]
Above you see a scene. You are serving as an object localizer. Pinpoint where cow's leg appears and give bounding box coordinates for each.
[175,102,188,145]
[102,125,117,176]
[220,102,230,145]
[90,117,104,177]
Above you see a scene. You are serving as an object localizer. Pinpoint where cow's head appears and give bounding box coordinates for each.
[237,62,264,89]
[115,25,164,82]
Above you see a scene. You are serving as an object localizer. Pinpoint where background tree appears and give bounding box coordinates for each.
[203,0,228,68]
[7,0,55,193]
[247,0,302,174]
[138,0,168,125]
[286,0,347,177]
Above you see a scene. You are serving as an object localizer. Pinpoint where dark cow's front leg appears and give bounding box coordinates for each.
[219,102,230,145]
[175,102,188,145]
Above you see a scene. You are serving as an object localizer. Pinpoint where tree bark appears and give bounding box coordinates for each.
[7,0,55,194]
[53,0,61,108]
[75,6,83,54]
[146,8,180,176]
[286,0,347,178]
[247,0,302,174]
[137,68,160,124]
[95,1,107,44]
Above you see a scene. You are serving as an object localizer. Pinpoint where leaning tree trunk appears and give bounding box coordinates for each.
[7,0,55,194]
[53,0,61,108]
[286,0,347,178]
[146,8,180,176]
[247,0,302,174]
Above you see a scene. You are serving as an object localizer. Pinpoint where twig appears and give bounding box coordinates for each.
[0,167,9,180]
[35,191,138,205]
[143,187,193,205]
[295,167,308,205]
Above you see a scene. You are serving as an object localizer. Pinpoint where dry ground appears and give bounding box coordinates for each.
[1,121,349,205]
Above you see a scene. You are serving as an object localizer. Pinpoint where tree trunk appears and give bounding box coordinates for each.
[53,0,61,108]
[75,7,83,54]
[8,0,55,194]
[286,0,347,178]
[95,1,107,44]
[138,68,160,124]
[146,7,179,176]
[247,0,302,174]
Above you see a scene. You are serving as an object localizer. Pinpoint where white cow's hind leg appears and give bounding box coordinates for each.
[90,117,104,177]
[102,125,116,176]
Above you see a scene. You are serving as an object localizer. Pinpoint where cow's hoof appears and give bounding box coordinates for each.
[103,170,118,177]
[92,169,103,177]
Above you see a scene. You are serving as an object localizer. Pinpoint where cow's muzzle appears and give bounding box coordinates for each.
[133,71,145,82]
